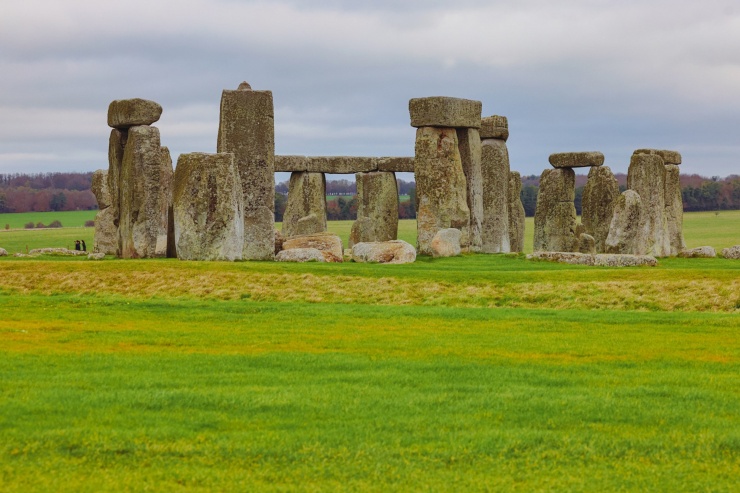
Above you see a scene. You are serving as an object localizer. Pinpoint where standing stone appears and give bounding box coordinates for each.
[507,171,526,253]
[582,165,620,253]
[118,126,172,258]
[107,128,127,232]
[349,171,398,247]
[481,139,510,253]
[664,164,686,256]
[605,190,643,254]
[217,82,275,260]
[91,169,117,255]
[627,153,670,256]
[172,152,244,261]
[533,168,577,252]
[413,127,471,255]
[282,172,327,238]
[457,128,483,252]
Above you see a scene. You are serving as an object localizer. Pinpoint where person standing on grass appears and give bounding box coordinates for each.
[74,240,81,251]
[81,240,87,252]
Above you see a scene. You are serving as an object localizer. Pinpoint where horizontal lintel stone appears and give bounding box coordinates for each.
[409,97,482,128]
[275,155,414,173]
[549,151,605,168]
[633,149,682,165]
[108,98,162,129]
[480,115,509,141]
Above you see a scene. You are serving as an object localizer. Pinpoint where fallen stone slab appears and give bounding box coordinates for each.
[0,247,7,257]
[526,251,595,265]
[27,248,88,256]
[281,232,343,262]
[108,98,163,129]
[87,252,106,260]
[479,115,509,141]
[549,152,605,169]
[351,240,416,264]
[409,97,482,128]
[634,149,682,165]
[678,246,716,258]
[431,228,462,257]
[275,248,326,263]
[527,251,658,267]
[721,245,740,259]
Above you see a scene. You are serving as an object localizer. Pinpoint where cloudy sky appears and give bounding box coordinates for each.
[2,0,739,181]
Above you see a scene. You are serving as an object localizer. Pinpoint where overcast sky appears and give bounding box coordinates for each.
[2,0,739,182]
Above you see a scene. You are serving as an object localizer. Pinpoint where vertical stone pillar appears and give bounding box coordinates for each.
[533,168,578,252]
[480,116,510,253]
[91,169,117,255]
[664,164,686,255]
[457,128,483,252]
[173,152,244,261]
[409,97,480,255]
[627,152,670,256]
[349,171,399,247]
[217,82,275,260]
[582,165,620,253]
[282,171,327,238]
[507,171,525,253]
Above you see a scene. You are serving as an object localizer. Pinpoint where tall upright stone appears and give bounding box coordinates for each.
[118,125,172,258]
[457,128,483,252]
[480,115,510,253]
[507,171,525,253]
[217,82,275,260]
[349,171,399,247]
[664,163,686,256]
[605,190,643,254]
[627,152,670,256]
[91,169,117,255]
[533,168,577,252]
[410,97,479,255]
[107,128,126,234]
[173,152,244,261]
[581,165,620,253]
[282,171,327,238]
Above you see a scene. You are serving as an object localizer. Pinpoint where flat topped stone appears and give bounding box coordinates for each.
[549,152,604,168]
[409,97,482,129]
[480,115,509,141]
[633,149,682,165]
[107,98,162,129]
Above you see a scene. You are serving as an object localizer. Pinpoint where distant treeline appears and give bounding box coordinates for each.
[1,171,736,218]
[0,172,97,213]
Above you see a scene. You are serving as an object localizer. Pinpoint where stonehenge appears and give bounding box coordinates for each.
[93,84,691,266]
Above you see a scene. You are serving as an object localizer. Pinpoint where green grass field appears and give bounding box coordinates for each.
[0,210,739,491]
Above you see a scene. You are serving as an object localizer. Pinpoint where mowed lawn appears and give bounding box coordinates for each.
[0,210,739,491]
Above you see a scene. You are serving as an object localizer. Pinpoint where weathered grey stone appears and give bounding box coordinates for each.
[28,248,87,256]
[634,149,682,165]
[582,165,620,253]
[457,128,483,252]
[307,156,376,174]
[480,115,509,141]
[721,245,740,259]
[431,228,462,257]
[282,232,343,263]
[282,172,327,238]
[678,246,716,258]
[274,155,309,172]
[172,152,244,261]
[118,126,172,258]
[217,82,275,260]
[604,190,643,254]
[409,97,482,128]
[593,254,658,267]
[87,252,106,260]
[351,240,416,264]
[0,247,7,257]
[376,157,415,173]
[93,207,117,255]
[349,171,398,247]
[628,152,670,256]
[481,138,511,253]
[507,171,526,253]
[527,252,594,265]
[414,127,471,255]
[578,233,596,254]
[274,229,284,255]
[91,169,111,209]
[549,152,604,169]
[533,168,577,252]
[664,164,686,256]
[275,248,326,263]
[107,129,126,229]
[107,99,162,129]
